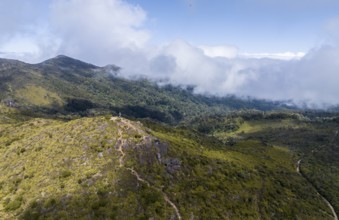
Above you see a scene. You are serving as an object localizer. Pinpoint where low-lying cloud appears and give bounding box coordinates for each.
[122,41,339,108]
[0,0,338,108]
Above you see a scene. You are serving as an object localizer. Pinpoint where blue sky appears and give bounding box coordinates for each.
[127,0,339,52]
[0,0,339,107]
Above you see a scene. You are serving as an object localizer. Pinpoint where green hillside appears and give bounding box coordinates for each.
[188,111,339,217]
[0,105,334,219]
[0,56,338,219]
[0,56,292,124]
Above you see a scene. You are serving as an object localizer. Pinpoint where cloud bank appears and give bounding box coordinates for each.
[0,0,338,108]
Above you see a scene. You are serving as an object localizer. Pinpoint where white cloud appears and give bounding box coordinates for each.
[51,0,149,49]
[240,52,305,60]
[0,0,338,108]
[198,45,238,59]
[0,0,54,62]
[123,41,284,96]
[121,41,339,108]
[49,0,150,65]
[0,26,60,62]
[0,0,150,65]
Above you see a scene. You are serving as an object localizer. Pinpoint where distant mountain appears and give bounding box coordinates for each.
[0,55,294,124]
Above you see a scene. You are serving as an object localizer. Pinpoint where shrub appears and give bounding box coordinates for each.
[5,196,23,211]
[59,170,72,178]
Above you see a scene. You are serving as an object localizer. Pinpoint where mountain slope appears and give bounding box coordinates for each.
[0,106,334,219]
[189,111,339,218]
[0,56,337,219]
[0,55,292,124]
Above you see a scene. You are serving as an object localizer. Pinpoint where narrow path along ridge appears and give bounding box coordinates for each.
[297,159,338,220]
[111,117,182,220]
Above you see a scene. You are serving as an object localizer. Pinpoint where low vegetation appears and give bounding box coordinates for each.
[0,56,338,219]
[0,56,293,124]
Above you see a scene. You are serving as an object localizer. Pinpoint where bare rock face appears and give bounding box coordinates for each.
[154,139,168,163]
[154,139,168,156]
[3,99,16,107]
[163,158,181,174]
[133,135,157,165]
[132,136,181,174]
[154,140,181,174]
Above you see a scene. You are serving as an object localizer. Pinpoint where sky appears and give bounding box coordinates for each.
[0,0,339,107]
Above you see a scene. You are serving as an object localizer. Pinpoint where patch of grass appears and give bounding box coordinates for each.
[15,85,63,107]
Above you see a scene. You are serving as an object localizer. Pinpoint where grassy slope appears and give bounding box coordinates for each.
[256,123,339,214]
[0,112,179,219]
[204,112,339,216]
[0,106,333,219]
[136,120,332,219]
[0,56,337,219]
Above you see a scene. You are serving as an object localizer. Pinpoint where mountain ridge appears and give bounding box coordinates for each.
[0,55,296,124]
[38,55,99,69]
[0,55,338,219]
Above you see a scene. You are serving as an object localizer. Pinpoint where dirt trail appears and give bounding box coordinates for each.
[297,159,338,220]
[116,129,125,167]
[126,168,151,187]
[111,117,182,220]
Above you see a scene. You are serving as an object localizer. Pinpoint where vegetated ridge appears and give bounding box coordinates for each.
[0,55,293,124]
[0,56,338,219]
